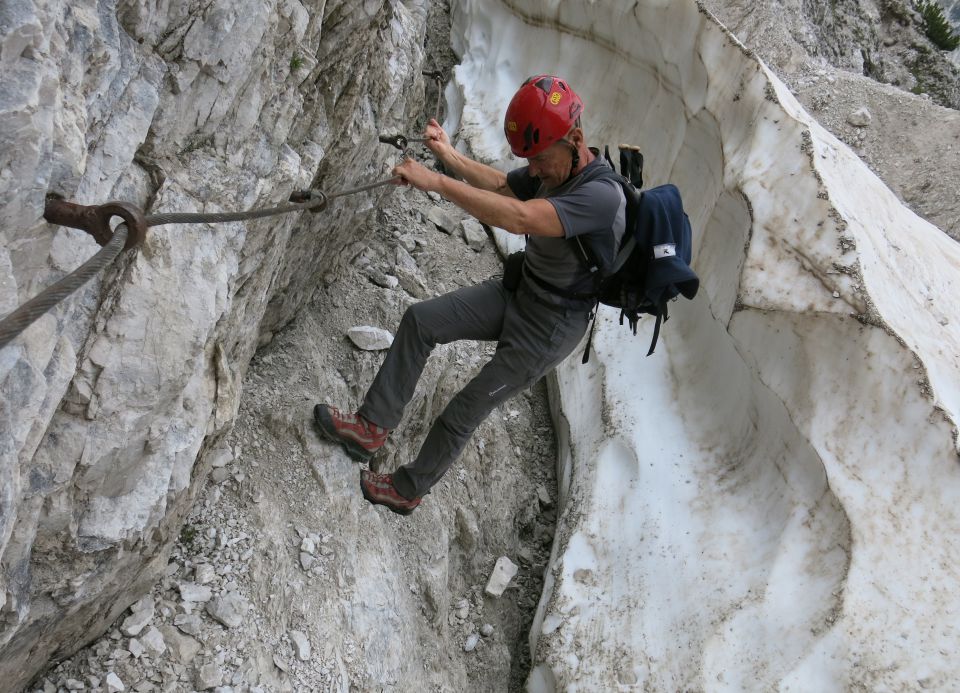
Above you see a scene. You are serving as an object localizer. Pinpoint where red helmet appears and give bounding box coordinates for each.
[504,75,584,158]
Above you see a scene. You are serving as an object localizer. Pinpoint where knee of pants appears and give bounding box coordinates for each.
[436,389,499,438]
[399,303,434,346]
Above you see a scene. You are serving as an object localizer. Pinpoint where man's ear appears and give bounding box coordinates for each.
[569,127,585,146]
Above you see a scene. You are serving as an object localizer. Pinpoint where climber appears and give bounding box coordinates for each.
[314,75,626,515]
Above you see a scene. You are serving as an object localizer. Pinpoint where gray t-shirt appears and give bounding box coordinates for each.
[506,157,626,302]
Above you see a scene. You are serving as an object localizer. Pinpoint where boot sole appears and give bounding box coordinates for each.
[360,479,418,516]
[313,404,375,462]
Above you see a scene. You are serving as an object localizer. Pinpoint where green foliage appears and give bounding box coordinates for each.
[179,523,197,545]
[916,0,960,51]
[290,54,305,72]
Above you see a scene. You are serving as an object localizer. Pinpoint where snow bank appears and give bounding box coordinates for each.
[449,0,960,689]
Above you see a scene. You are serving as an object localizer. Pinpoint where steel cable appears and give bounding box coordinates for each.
[0,226,128,350]
[0,175,401,351]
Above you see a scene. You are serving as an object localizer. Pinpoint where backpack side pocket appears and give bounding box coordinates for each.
[503,250,525,291]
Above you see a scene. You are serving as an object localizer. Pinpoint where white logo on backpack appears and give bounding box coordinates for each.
[653,243,676,259]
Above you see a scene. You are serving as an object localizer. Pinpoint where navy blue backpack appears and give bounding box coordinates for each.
[574,146,700,361]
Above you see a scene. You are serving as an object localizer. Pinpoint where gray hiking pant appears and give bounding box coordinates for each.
[358,277,590,499]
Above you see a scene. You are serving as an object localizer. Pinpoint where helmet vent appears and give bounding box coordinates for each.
[533,76,554,93]
[523,122,536,151]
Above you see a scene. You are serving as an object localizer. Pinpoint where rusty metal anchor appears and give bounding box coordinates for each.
[43,194,148,250]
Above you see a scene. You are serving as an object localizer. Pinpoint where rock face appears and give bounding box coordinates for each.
[450,0,960,690]
[0,0,428,687]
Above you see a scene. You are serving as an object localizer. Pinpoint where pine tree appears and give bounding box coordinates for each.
[915,0,960,51]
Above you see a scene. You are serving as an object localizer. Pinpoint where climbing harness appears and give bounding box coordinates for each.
[0,176,400,350]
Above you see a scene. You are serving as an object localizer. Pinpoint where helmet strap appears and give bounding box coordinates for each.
[563,140,580,185]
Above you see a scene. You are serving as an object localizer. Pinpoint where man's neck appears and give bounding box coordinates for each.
[572,144,595,176]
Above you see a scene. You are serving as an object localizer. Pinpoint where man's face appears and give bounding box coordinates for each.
[526,139,575,190]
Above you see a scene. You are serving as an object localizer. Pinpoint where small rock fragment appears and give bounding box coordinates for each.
[140,626,166,655]
[178,582,213,603]
[480,624,494,637]
[65,680,84,691]
[173,613,202,636]
[485,556,519,597]
[105,672,125,693]
[300,552,315,570]
[459,219,487,251]
[120,608,152,637]
[194,564,216,585]
[395,267,430,299]
[364,267,400,289]
[211,467,230,483]
[209,447,232,468]
[464,633,480,652]
[196,662,223,690]
[127,637,144,658]
[536,484,553,508]
[847,107,872,127]
[205,592,249,628]
[346,326,394,351]
[455,599,470,620]
[159,625,201,664]
[427,206,457,233]
[290,630,311,660]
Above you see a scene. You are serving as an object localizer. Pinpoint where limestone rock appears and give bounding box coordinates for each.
[205,593,249,628]
[139,627,166,656]
[427,206,457,234]
[0,0,429,685]
[173,614,202,637]
[459,219,487,251]
[177,582,213,603]
[847,107,873,127]
[484,557,518,598]
[536,484,553,509]
[346,326,394,351]
[395,266,431,299]
[290,630,311,661]
[196,662,223,690]
[365,267,400,289]
[194,564,217,585]
[158,626,201,664]
[105,673,125,693]
[464,633,480,652]
[120,609,153,638]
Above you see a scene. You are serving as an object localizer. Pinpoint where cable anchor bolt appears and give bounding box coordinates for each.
[378,134,430,150]
[288,189,328,214]
[43,194,147,250]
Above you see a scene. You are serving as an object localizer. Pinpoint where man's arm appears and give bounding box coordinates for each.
[423,119,516,197]
[394,157,564,238]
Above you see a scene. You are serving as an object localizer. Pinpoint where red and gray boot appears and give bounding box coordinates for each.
[360,470,422,515]
[314,404,388,461]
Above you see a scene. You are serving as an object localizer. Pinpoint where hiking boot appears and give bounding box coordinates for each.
[359,470,421,516]
[313,404,388,461]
